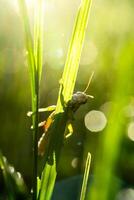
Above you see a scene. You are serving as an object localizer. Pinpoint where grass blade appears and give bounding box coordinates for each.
[38,154,57,200]
[34,0,43,83]
[80,152,91,200]
[56,0,92,112]
[18,0,36,101]
[18,0,43,199]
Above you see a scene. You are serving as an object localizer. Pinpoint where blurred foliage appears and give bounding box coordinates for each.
[0,152,28,199]
[0,0,134,196]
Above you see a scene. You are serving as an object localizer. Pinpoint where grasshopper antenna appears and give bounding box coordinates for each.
[83,71,94,94]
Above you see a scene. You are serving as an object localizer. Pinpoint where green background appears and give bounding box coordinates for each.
[0,0,134,191]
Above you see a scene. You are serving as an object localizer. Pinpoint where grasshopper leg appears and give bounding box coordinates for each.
[30,121,46,130]
[27,105,56,117]
[29,106,56,131]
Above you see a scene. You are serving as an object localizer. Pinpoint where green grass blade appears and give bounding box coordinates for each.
[80,152,91,200]
[18,2,37,198]
[34,0,43,83]
[37,177,41,198]
[18,0,43,199]
[38,154,57,200]
[56,0,92,113]
[18,0,36,103]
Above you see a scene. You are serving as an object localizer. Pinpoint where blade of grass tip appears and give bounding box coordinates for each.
[18,0,36,103]
[56,0,92,113]
[80,152,91,200]
[64,0,92,100]
[34,0,43,83]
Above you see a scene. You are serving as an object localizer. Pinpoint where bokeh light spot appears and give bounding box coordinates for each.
[71,157,79,168]
[9,166,15,174]
[127,122,134,141]
[100,101,114,117]
[124,101,134,118]
[84,110,107,132]
[116,188,134,200]
[77,141,82,146]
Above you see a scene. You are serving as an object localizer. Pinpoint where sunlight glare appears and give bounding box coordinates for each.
[80,41,98,65]
[25,0,33,7]
[13,0,34,13]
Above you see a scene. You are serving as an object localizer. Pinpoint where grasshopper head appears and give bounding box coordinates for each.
[72,91,93,104]
[68,92,93,112]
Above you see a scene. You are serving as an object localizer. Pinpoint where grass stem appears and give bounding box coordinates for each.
[18,0,43,199]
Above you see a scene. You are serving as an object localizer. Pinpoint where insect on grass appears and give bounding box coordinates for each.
[28,72,94,166]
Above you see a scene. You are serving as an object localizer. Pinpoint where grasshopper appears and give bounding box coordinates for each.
[27,72,94,166]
